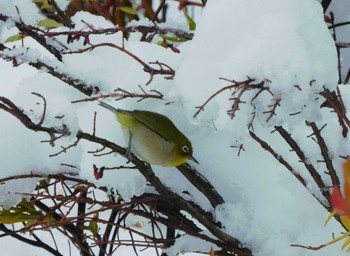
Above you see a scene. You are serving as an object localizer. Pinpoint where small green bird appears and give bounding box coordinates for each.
[99,102,198,167]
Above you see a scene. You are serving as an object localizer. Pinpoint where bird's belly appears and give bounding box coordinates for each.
[125,126,175,166]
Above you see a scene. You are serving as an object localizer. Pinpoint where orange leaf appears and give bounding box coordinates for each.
[209,247,215,256]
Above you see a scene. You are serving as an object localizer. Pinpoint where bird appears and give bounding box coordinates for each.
[98,101,198,167]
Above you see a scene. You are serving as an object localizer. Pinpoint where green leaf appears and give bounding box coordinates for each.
[0,199,47,224]
[5,34,24,43]
[0,210,43,224]
[160,35,187,43]
[36,18,63,28]
[18,198,36,212]
[88,213,99,235]
[89,220,98,235]
[119,6,138,15]
[36,179,50,192]
[41,2,54,10]
[32,0,53,9]
[183,9,196,31]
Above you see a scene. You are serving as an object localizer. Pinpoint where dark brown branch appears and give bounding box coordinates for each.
[152,0,166,22]
[34,200,93,256]
[99,207,119,256]
[0,46,95,96]
[0,96,64,136]
[329,21,350,29]
[28,61,95,96]
[31,92,47,126]
[177,164,225,208]
[249,131,306,186]
[305,121,340,188]
[329,12,342,83]
[48,0,74,28]
[0,14,62,61]
[274,126,331,209]
[320,89,349,137]
[40,24,194,41]
[249,130,335,210]
[321,0,332,12]
[0,224,63,256]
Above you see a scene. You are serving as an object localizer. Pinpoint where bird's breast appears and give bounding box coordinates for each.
[126,124,176,166]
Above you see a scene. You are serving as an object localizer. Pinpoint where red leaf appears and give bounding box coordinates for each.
[324,15,332,24]
[331,186,347,214]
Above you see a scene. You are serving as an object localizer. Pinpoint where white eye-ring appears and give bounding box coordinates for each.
[182,145,189,153]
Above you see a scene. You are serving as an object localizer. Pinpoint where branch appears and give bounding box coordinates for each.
[320,88,349,137]
[194,78,256,118]
[249,131,306,186]
[0,224,64,256]
[177,164,225,208]
[40,24,194,41]
[0,13,62,61]
[263,98,281,122]
[48,0,74,28]
[98,207,119,256]
[0,45,95,96]
[305,121,340,188]
[0,96,67,136]
[321,0,332,12]
[77,131,252,255]
[248,130,335,211]
[71,86,163,104]
[274,126,331,209]
[34,200,93,256]
[62,42,175,85]
[0,96,72,147]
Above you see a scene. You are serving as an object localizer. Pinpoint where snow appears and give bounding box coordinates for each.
[175,0,337,128]
[0,0,348,255]
[0,0,44,25]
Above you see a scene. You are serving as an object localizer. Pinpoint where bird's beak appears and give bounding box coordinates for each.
[190,155,199,164]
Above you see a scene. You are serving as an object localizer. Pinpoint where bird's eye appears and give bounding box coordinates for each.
[182,145,189,153]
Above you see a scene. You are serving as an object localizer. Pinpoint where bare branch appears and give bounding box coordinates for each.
[71,86,163,104]
[194,78,258,118]
[274,126,331,209]
[62,42,175,85]
[305,121,340,188]
[0,13,62,61]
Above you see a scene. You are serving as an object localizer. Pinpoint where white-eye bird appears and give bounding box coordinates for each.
[99,102,198,166]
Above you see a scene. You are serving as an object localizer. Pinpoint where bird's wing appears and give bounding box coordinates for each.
[130,110,181,142]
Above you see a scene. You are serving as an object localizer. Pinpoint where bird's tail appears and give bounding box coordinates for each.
[98,101,119,114]
[98,102,132,128]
